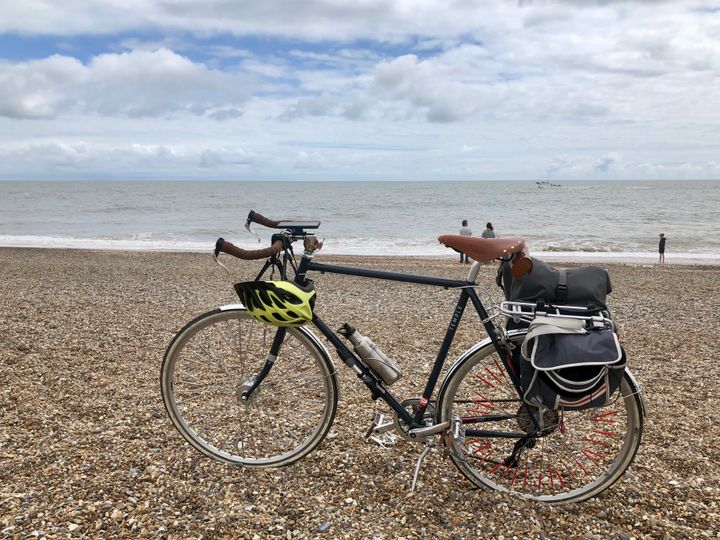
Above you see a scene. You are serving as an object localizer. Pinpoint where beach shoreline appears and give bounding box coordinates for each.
[0,244,717,267]
[1,247,718,538]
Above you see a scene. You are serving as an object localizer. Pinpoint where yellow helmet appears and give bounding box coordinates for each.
[234,280,316,327]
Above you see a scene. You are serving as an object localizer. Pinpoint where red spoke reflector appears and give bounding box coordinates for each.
[472,391,495,408]
[484,367,503,385]
[489,462,504,474]
[584,448,607,459]
[469,405,492,413]
[582,449,606,466]
[587,438,611,448]
[493,358,511,383]
[511,468,519,489]
[479,453,498,469]
[472,443,492,455]
[594,410,621,419]
[593,410,621,423]
[474,374,496,389]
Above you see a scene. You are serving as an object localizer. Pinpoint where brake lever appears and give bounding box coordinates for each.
[212,253,233,276]
[245,220,262,243]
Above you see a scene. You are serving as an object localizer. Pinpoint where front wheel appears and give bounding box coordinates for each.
[438,331,644,503]
[161,308,339,467]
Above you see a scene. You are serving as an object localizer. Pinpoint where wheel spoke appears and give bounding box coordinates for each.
[440,332,643,503]
[161,309,337,467]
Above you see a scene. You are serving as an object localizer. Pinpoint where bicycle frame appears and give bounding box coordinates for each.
[167,225,644,502]
[263,249,528,433]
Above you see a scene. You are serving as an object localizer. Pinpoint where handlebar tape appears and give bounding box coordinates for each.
[215,237,284,260]
[246,211,280,228]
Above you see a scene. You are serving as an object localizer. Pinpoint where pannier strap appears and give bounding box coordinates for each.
[556,269,567,302]
[520,316,586,360]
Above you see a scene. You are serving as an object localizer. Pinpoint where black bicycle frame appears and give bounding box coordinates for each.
[288,254,525,430]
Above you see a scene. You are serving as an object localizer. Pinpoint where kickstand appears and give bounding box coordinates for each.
[411,442,433,492]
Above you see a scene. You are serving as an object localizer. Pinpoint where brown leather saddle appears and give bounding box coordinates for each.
[438,235,532,277]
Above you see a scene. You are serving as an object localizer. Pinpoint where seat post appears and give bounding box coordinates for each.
[466,261,481,282]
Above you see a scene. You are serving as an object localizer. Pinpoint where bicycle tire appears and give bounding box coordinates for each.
[438,330,644,503]
[161,307,339,467]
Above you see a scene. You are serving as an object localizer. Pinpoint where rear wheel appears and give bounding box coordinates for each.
[161,308,338,467]
[438,332,644,503]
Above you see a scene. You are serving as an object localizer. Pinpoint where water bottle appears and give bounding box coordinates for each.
[339,323,402,385]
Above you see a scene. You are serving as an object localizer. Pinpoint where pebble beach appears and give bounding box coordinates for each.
[1,247,719,539]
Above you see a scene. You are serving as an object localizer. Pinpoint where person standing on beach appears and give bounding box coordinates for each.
[459,220,472,263]
[481,222,495,239]
[659,233,666,265]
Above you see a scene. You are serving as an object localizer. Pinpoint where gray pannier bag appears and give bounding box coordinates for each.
[519,315,627,410]
[498,257,612,309]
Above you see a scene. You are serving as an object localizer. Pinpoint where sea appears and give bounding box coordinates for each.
[1,180,718,263]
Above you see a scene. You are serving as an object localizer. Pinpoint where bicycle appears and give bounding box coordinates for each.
[160,211,645,504]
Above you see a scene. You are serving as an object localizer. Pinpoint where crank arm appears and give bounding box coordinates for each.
[408,420,450,439]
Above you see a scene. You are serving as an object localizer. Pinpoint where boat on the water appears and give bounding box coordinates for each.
[536,180,562,188]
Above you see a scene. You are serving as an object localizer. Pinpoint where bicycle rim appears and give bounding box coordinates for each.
[161,308,338,467]
[439,333,643,503]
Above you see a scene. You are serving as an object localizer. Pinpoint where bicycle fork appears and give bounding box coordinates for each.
[239,327,287,401]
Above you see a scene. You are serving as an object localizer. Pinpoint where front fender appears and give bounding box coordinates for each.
[219,303,245,311]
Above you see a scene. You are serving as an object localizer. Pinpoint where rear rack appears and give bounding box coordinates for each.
[499,301,615,330]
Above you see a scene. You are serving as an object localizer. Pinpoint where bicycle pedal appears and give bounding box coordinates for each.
[451,416,465,443]
[364,412,395,438]
[443,417,465,457]
[369,432,397,448]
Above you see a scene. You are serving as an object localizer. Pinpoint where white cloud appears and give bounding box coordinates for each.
[371,53,493,123]
[0,139,260,177]
[0,49,254,119]
[594,153,622,173]
[0,56,85,119]
[0,1,503,41]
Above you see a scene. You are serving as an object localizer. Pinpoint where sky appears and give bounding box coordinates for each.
[0,0,719,181]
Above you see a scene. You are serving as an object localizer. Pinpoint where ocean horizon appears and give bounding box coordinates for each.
[1,180,718,264]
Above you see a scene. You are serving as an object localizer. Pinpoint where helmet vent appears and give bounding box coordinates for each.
[234,280,316,327]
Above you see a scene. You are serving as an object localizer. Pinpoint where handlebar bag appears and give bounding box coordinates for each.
[519,316,626,410]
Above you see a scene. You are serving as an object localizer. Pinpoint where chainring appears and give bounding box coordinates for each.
[392,398,437,441]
